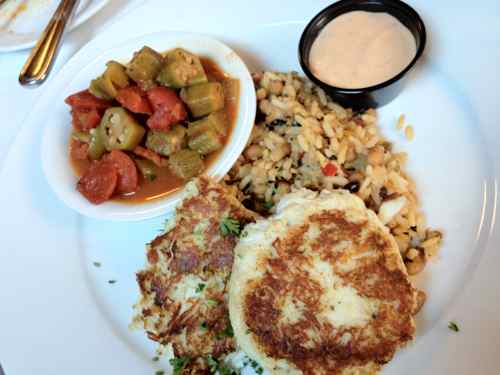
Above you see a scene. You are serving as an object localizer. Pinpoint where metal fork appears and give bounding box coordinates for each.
[18,0,79,86]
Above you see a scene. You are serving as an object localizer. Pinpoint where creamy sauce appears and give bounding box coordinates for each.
[309,11,417,89]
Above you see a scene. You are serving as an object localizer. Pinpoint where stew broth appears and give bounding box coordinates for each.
[70,57,239,203]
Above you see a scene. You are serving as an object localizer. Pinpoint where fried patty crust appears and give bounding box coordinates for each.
[229,189,419,375]
[133,177,257,373]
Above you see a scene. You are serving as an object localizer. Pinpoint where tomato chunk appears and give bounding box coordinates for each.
[321,162,338,177]
[146,87,187,131]
[147,87,183,111]
[116,86,152,115]
[71,108,101,131]
[77,161,117,204]
[104,150,138,194]
[65,90,112,110]
[146,107,177,131]
[133,146,167,167]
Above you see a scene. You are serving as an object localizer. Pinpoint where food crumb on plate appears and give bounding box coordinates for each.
[448,321,460,332]
[397,113,406,129]
[405,124,415,140]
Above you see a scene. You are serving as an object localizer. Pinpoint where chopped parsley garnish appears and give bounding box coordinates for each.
[263,201,274,210]
[240,230,248,238]
[216,324,234,340]
[249,359,264,375]
[219,365,237,375]
[200,321,208,331]
[108,279,117,284]
[196,283,206,293]
[206,299,219,307]
[206,356,237,375]
[448,321,460,332]
[93,261,101,267]
[219,217,241,237]
[207,355,218,373]
[169,356,190,375]
[155,371,165,375]
[152,356,159,362]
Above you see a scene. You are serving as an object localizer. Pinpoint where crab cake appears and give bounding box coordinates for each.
[229,189,419,375]
[133,177,257,373]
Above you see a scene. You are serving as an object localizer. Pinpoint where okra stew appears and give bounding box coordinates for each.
[67,46,239,204]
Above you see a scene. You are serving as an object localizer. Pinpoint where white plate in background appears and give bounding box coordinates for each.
[0,1,499,374]
[0,0,108,52]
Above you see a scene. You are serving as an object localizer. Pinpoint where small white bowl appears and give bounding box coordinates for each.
[42,32,256,221]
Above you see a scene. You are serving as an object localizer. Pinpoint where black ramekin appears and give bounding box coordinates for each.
[298,0,426,111]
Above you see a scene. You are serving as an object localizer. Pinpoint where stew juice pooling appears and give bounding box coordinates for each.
[309,11,417,89]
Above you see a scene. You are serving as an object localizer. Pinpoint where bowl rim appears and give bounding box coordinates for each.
[41,31,256,221]
[298,0,427,94]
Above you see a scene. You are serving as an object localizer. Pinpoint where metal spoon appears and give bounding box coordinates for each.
[19,0,79,87]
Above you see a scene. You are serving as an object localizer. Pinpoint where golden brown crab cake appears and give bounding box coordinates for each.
[133,177,258,373]
[229,189,419,375]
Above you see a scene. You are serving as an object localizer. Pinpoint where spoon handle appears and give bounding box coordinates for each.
[19,0,79,87]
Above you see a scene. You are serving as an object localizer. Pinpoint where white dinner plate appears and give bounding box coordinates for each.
[0,1,499,374]
[0,0,109,52]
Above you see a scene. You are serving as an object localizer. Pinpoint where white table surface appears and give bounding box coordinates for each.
[0,1,499,374]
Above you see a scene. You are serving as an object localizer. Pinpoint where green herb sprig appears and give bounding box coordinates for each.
[196,283,206,293]
[219,217,241,237]
[206,355,237,375]
[216,324,234,340]
[263,201,274,210]
[250,359,263,375]
[169,356,190,375]
[200,321,208,331]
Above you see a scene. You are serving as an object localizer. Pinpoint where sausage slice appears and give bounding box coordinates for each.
[77,161,118,204]
[104,150,139,194]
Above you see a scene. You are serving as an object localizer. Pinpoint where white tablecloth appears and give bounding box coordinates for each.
[0,1,499,374]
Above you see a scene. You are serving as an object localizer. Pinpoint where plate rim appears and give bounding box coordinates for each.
[0,0,110,52]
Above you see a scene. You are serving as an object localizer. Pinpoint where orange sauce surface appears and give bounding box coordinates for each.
[70,57,239,204]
